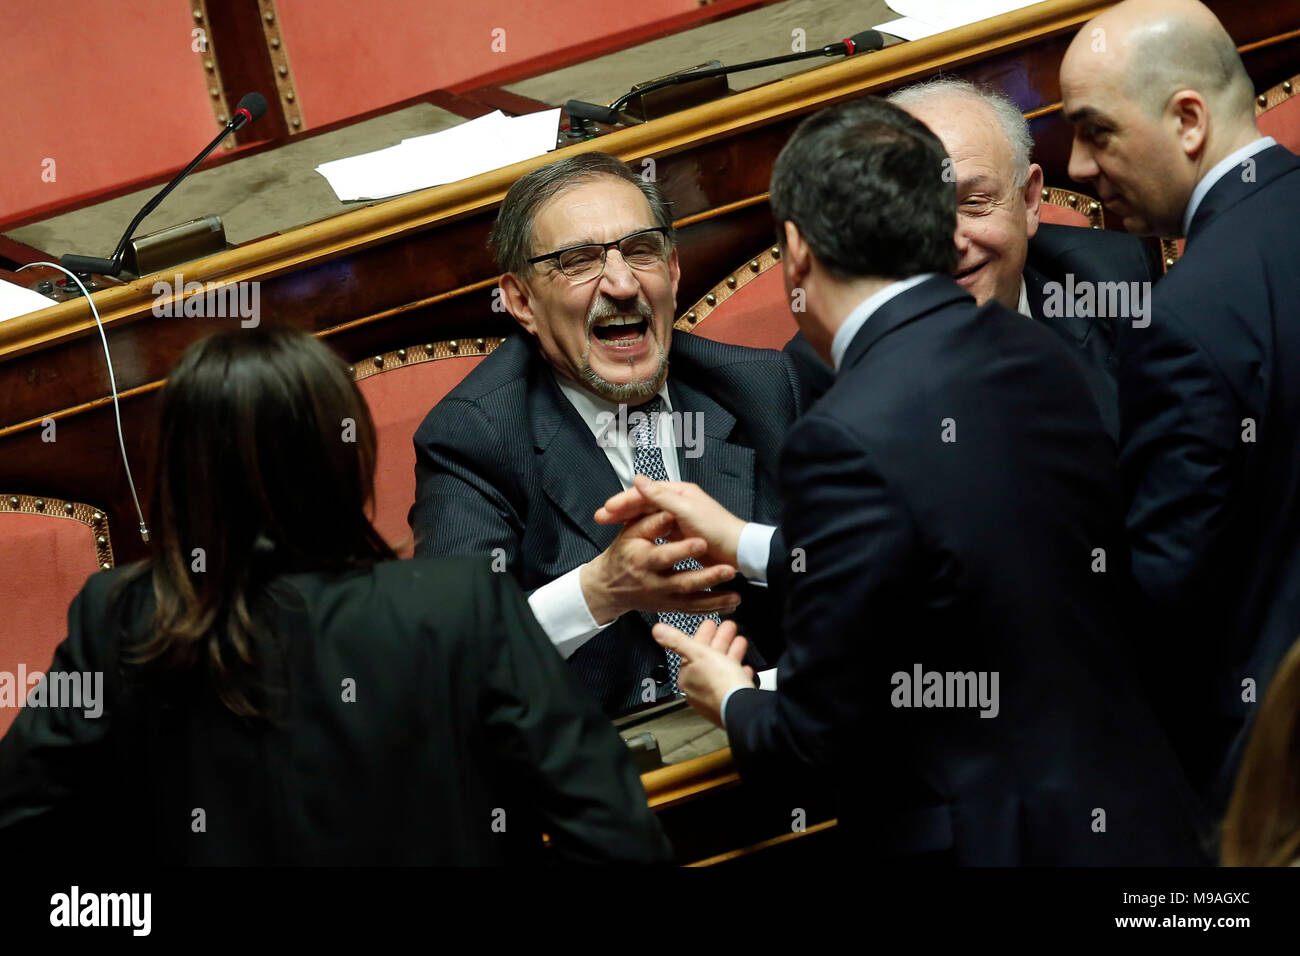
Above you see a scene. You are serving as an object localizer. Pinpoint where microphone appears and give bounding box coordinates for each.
[60,92,268,280]
[565,30,884,131]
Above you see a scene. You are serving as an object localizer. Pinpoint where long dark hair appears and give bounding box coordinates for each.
[118,325,395,718]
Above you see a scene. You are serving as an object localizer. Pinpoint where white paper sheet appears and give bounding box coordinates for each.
[876,0,1044,40]
[315,108,562,201]
[0,277,57,322]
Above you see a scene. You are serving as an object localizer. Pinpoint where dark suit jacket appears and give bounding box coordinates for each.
[411,332,800,715]
[726,276,1207,865]
[1119,144,1300,806]
[0,559,672,865]
[785,223,1160,442]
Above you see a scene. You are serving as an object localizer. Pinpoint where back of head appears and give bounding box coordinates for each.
[769,96,958,281]
[132,324,394,717]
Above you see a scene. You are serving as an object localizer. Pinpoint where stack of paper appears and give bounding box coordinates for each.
[876,0,1044,42]
[315,109,562,202]
[0,277,56,322]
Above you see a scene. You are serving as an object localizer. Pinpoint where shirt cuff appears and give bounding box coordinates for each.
[736,522,777,586]
[527,564,614,659]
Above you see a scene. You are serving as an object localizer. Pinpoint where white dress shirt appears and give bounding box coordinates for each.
[1180,136,1277,237]
[1017,276,1031,318]
[526,374,678,658]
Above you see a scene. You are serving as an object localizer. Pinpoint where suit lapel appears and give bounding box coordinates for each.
[670,378,754,521]
[531,369,623,552]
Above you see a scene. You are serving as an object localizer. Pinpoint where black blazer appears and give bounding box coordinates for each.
[411,332,800,715]
[0,559,672,865]
[784,223,1160,442]
[726,276,1207,865]
[1119,144,1300,805]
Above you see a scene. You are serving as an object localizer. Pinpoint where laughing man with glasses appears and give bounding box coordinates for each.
[410,151,799,717]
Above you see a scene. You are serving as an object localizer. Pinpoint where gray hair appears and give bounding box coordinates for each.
[488,151,675,275]
[888,77,1034,188]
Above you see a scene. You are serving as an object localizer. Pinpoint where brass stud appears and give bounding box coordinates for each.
[1165,257,1175,268]
[1041,188,1050,201]
[286,91,295,102]
[210,87,220,98]
[424,343,434,354]
[1285,81,1293,95]
[705,293,716,306]
[264,10,274,22]
[93,512,103,522]
[449,340,459,352]
[34,499,45,511]
[102,562,111,570]
[1067,194,1078,207]
[204,60,215,72]
[193,9,203,19]
[7,496,17,508]
[1089,201,1099,212]
[397,349,407,360]
[291,117,301,129]
[271,37,281,49]
[64,503,74,514]
[1258,94,1268,107]
[726,277,736,289]
[1092,223,1101,229]
[749,260,759,272]
[217,114,228,124]
[476,338,485,349]
[97,535,106,546]
[373,356,383,367]
[686,312,697,323]
[278,65,288,76]
[348,366,355,376]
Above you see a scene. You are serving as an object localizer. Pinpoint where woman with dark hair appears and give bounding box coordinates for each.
[0,326,671,865]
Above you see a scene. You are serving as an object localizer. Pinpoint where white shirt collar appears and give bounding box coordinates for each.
[552,370,672,445]
[1181,136,1277,237]
[1017,276,1032,319]
[830,274,936,371]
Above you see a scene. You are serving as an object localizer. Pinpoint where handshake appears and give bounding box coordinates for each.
[582,475,761,727]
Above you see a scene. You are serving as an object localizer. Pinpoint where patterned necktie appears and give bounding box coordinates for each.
[629,395,721,694]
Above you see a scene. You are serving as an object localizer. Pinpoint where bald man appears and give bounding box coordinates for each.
[1061,0,1300,807]
[784,79,1160,440]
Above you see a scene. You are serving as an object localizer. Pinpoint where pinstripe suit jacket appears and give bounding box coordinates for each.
[411,332,800,714]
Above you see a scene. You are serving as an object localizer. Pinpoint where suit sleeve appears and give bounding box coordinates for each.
[474,566,673,863]
[1119,302,1243,609]
[0,574,116,840]
[411,397,525,565]
[726,413,918,781]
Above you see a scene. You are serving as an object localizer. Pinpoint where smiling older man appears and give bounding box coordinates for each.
[785,78,1161,440]
[410,151,797,715]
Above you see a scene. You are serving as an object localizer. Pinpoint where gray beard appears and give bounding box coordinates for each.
[578,341,669,403]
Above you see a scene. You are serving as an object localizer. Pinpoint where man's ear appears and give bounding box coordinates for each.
[781,220,811,295]
[498,273,537,336]
[1023,163,1045,241]
[667,246,681,306]
[1168,89,1210,161]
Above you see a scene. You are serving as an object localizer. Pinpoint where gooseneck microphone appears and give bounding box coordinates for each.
[61,92,268,278]
[565,30,885,128]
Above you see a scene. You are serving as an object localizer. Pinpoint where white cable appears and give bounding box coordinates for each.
[17,262,149,543]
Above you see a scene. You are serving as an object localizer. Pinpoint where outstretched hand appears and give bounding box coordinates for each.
[652,618,754,727]
[596,475,746,567]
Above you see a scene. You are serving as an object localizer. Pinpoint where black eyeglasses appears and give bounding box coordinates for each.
[527,227,672,282]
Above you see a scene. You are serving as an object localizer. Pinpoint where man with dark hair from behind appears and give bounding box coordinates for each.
[598,97,1207,864]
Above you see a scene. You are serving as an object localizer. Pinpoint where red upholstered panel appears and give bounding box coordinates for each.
[689,266,797,349]
[357,355,488,559]
[1039,204,1092,228]
[1259,94,1300,154]
[0,513,102,737]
